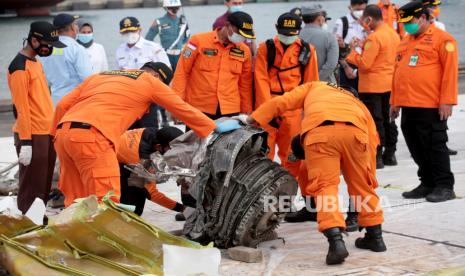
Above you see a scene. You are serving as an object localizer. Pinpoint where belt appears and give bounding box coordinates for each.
[57,122,92,130]
[318,120,354,127]
[166,49,181,55]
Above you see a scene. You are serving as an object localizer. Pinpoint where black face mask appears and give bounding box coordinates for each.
[29,37,53,57]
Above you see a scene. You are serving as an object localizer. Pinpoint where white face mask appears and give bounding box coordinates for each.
[277,34,298,45]
[123,32,140,45]
[352,10,364,19]
[228,31,246,44]
[321,23,329,31]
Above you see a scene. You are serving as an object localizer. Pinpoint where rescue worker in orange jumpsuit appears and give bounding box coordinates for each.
[53,65,240,207]
[236,81,385,265]
[347,5,400,169]
[377,0,404,37]
[172,11,253,125]
[254,12,319,223]
[117,126,189,216]
[7,21,66,214]
[391,1,457,202]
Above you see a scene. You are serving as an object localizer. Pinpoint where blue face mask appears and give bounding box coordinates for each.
[229,5,243,13]
[77,33,93,44]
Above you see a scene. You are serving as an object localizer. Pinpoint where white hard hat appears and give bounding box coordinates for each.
[163,0,181,8]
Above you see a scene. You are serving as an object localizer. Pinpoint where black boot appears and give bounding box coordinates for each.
[355,224,387,252]
[376,147,384,169]
[345,212,359,232]
[323,227,349,265]
[425,187,456,203]
[402,184,433,199]
[382,149,397,166]
[284,207,317,223]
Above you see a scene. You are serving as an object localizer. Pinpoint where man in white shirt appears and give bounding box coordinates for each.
[77,20,108,73]
[116,16,171,70]
[332,0,367,92]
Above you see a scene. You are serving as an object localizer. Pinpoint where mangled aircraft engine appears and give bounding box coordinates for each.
[140,125,298,248]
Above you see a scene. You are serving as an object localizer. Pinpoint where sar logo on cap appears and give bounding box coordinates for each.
[283,19,296,28]
[124,18,132,27]
[51,30,59,38]
[242,22,253,30]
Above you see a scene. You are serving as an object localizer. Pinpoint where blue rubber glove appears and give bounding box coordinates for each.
[214,120,241,133]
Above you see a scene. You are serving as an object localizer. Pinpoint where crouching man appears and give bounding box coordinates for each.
[236,81,386,265]
[117,126,193,216]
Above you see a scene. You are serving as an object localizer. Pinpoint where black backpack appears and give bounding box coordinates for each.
[265,39,312,95]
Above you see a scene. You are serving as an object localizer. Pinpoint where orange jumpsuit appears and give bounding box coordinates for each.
[252,82,383,232]
[254,37,319,177]
[117,128,181,211]
[378,1,405,37]
[172,31,253,116]
[53,70,216,206]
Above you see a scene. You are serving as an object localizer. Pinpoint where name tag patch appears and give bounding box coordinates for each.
[229,47,245,58]
[100,70,144,79]
[203,48,218,56]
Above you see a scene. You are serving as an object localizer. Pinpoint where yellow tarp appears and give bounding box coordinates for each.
[0,195,207,276]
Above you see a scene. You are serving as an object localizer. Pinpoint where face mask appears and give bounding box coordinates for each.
[228,31,246,44]
[352,10,364,19]
[404,22,420,35]
[321,23,328,31]
[277,34,298,45]
[168,7,179,15]
[362,18,372,32]
[31,38,53,57]
[77,33,93,44]
[229,5,243,13]
[123,32,140,45]
[432,7,441,18]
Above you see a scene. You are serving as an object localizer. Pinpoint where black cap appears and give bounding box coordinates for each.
[421,0,441,7]
[156,127,184,146]
[398,1,425,23]
[29,21,67,48]
[119,16,141,33]
[53,13,80,29]
[141,62,173,85]
[276,12,302,36]
[227,11,255,39]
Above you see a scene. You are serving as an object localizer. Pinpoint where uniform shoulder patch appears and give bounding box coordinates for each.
[445,41,455,52]
[183,48,193,58]
[100,70,144,79]
[229,47,245,58]
[364,41,372,51]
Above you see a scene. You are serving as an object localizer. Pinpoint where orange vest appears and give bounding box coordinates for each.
[391,24,458,108]
[172,31,253,115]
[254,37,319,108]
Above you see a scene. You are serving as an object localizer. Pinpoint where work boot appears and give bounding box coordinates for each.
[345,212,359,232]
[447,147,458,156]
[284,207,317,223]
[355,224,387,252]
[323,227,349,265]
[382,150,397,166]
[376,147,384,169]
[426,187,456,203]
[402,184,433,199]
